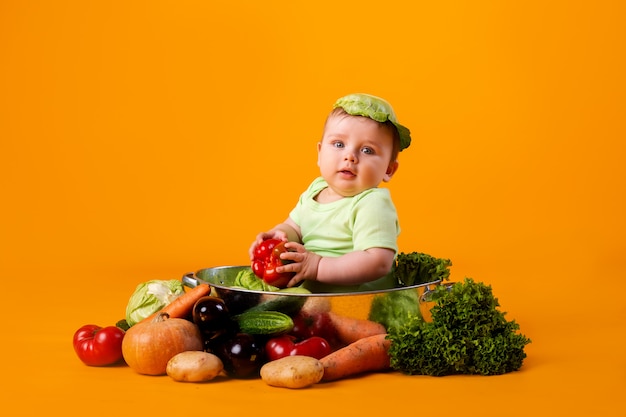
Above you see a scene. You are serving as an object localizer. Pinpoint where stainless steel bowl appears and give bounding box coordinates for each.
[182,265,441,321]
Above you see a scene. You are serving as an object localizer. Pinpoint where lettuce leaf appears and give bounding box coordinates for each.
[233,268,280,292]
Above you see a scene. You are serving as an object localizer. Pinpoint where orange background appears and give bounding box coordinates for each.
[1,1,625,416]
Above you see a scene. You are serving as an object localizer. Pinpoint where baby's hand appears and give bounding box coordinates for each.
[248,230,288,260]
[277,242,322,287]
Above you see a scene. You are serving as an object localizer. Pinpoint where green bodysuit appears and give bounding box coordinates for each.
[288,177,399,293]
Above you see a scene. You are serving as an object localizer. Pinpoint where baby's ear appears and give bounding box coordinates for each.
[316,142,322,167]
[383,160,399,182]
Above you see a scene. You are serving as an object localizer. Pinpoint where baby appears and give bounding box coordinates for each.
[249,93,411,293]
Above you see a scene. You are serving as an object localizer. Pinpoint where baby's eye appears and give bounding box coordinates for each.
[332,141,344,148]
[361,147,374,155]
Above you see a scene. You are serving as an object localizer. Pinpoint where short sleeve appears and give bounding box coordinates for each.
[351,189,399,253]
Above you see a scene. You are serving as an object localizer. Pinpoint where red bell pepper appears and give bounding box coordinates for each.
[265,335,332,361]
[251,238,294,288]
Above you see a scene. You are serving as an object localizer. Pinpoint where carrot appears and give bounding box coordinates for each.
[327,312,387,345]
[319,333,391,381]
[139,283,211,324]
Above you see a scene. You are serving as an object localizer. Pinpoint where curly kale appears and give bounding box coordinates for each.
[393,252,452,287]
[387,278,531,376]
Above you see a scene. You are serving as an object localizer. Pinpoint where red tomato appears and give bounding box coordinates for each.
[291,336,332,359]
[265,335,295,361]
[72,324,125,366]
[265,335,332,361]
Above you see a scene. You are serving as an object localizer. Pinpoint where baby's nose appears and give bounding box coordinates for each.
[344,151,357,162]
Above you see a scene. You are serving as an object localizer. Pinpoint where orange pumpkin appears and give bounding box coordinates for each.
[122,312,203,375]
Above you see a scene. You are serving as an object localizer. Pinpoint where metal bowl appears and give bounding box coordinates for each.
[182,265,441,321]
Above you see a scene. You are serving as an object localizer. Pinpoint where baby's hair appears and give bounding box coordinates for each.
[324,107,401,163]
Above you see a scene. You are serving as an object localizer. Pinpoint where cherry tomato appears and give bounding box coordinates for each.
[265,335,332,361]
[72,324,125,366]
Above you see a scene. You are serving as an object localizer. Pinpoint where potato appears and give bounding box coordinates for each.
[166,351,224,382]
[260,355,324,389]
[300,296,331,315]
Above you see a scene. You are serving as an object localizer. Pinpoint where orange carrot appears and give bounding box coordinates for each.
[319,333,391,381]
[327,312,387,345]
[139,283,211,324]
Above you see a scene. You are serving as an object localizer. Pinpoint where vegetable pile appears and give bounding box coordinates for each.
[71,250,531,387]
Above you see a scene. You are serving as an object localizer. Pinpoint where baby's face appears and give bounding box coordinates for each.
[317,114,397,198]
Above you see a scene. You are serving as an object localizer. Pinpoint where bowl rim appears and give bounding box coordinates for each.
[183,265,443,297]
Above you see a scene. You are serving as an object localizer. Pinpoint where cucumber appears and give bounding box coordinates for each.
[243,295,306,316]
[234,311,294,336]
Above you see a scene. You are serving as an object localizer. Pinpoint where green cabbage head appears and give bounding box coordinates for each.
[125,279,185,326]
